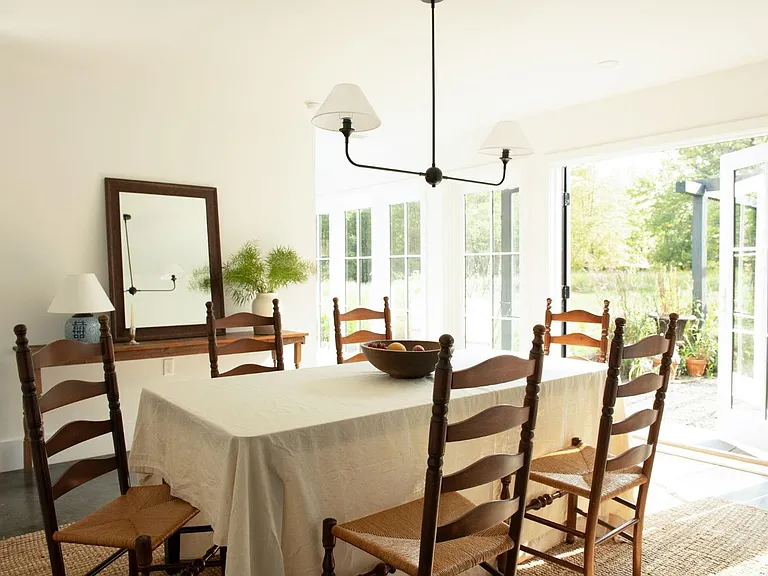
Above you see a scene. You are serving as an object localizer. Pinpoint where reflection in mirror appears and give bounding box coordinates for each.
[119,192,211,328]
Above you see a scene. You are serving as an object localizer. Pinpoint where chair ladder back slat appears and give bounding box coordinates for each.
[605,444,654,472]
[46,419,113,458]
[343,352,367,364]
[436,498,520,543]
[215,311,274,329]
[39,380,107,413]
[550,309,603,324]
[218,363,276,378]
[549,332,601,349]
[622,335,669,359]
[617,373,664,398]
[441,453,524,494]
[446,404,529,443]
[451,356,536,390]
[611,409,658,436]
[341,330,387,345]
[338,308,385,322]
[216,338,275,356]
[51,456,119,500]
[33,339,102,368]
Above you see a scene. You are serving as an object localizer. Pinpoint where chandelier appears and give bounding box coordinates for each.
[311,0,534,188]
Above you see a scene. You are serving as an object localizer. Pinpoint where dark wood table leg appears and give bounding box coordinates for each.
[294,342,302,369]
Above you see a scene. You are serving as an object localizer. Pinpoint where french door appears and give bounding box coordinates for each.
[718,144,768,456]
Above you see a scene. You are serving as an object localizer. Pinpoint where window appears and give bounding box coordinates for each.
[389,202,423,338]
[343,208,373,339]
[316,214,331,348]
[464,189,520,350]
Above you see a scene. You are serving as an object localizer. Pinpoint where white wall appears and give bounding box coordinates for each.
[0,41,317,471]
[516,60,768,338]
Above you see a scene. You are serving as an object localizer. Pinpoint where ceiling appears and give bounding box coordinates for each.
[4,0,768,190]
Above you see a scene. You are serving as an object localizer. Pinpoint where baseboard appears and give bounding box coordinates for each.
[0,420,136,473]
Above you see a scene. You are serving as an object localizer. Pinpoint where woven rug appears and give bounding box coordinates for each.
[0,535,221,575]
[1,499,766,575]
[518,498,768,575]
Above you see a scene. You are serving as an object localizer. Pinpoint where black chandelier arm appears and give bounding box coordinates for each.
[443,160,508,187]
[344,136,426,178]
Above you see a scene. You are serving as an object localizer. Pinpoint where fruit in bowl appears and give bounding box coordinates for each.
[361,340,441,379]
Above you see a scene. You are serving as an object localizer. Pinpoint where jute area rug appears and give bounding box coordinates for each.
[1,499,766,575]
[518,498,768,575]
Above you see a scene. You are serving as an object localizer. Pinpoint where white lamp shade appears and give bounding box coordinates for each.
[311,83,381,133]
[48,274,115,314]
[479,121,534,157]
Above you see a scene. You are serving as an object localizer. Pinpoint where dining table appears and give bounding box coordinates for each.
[128,352,629,576]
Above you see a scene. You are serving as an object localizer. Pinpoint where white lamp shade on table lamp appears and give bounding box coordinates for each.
[312,83,382,132]
[478,121,534,157]
[48,273,114,343]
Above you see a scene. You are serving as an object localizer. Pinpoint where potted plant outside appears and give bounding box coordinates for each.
[680,314,717,378]
[190,241,314,317]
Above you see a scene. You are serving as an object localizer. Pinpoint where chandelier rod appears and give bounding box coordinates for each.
[338,0,513,188]
[431,0,436,168]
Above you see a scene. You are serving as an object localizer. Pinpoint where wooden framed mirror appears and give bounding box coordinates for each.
[105,178,225,342]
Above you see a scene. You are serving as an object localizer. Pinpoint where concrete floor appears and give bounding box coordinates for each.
[1,451,767,541]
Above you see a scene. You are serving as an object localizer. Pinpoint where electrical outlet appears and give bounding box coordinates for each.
[163,358,174,376]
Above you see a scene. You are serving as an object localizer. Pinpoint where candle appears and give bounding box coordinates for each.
[130,302,135,336]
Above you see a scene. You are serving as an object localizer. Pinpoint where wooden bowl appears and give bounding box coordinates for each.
[361,340,441,379]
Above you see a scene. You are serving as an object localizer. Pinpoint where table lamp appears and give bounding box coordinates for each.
[48,273,115,343]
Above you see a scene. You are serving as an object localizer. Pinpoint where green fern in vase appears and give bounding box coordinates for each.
[189,241,314,306]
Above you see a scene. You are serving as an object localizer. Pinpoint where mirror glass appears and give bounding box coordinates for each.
[119,192,210,328]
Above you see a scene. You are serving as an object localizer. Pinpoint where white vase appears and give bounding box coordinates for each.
[252,293,279,318]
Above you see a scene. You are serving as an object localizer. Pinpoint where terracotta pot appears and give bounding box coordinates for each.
[685,357,708,378]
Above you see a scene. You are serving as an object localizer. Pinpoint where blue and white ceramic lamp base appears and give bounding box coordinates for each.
[64,314,101,344]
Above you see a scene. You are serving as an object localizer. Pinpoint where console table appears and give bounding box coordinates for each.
[21,330,308,473]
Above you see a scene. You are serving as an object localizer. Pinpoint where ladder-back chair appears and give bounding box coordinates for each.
[206,299,284,378]
[333,296,392,364]
[522,314,678,576]
[321,325,546,576]
[544,298,611,362]
[14,317,222,576]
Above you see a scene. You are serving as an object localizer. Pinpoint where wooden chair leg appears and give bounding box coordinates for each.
[220,546,227,575]
[322,518,337,576]
[566,493,578,544]
[129,551,139,576]
[165,531,181,575]
[136,535,153,576]
[582,506,600,576]
[633,517,644,576]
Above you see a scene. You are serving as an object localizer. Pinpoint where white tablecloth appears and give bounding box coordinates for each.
[129,354,625,576]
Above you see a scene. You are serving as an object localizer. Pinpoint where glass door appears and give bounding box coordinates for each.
[718,144,768,457]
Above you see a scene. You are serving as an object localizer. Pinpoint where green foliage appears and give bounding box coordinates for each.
[679,305,719,377]
[266,245,315,292]
[187,265,212,293]
[189,241,314,306]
